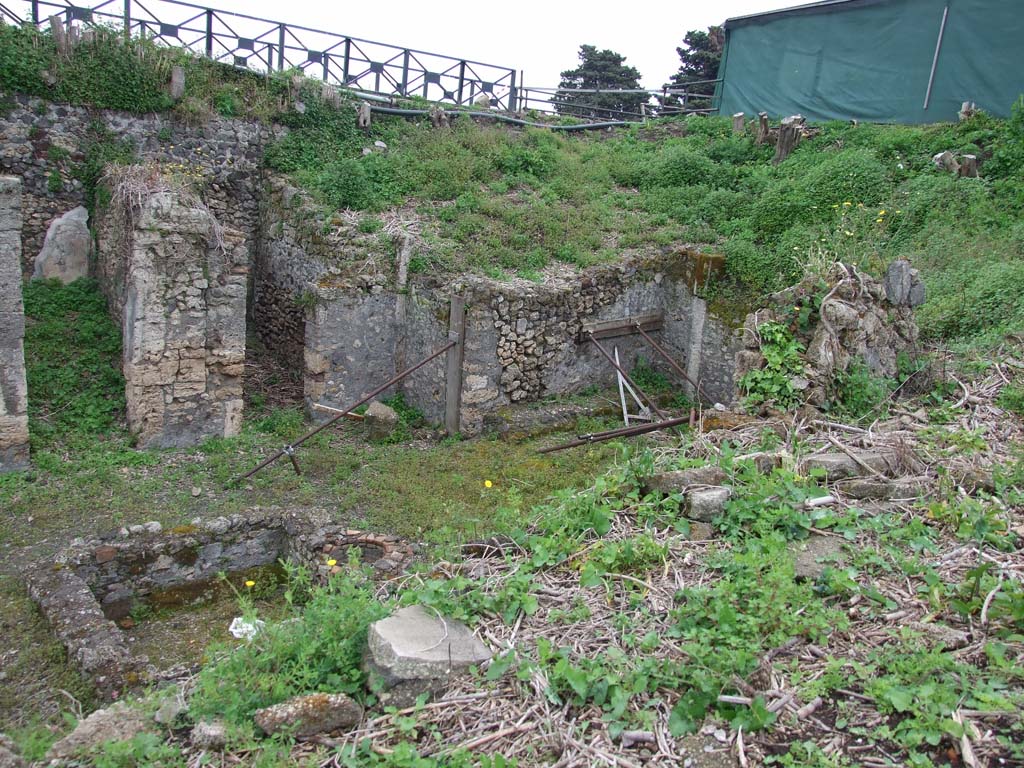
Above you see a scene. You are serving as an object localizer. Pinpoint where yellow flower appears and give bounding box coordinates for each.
[878,210,886,215]
[895,209,902,214]
[843,201,852,207]
[857,203,864,208]
[245,580,255,588]
[327,559,337,567]
[844,230,854,236]
[484,479,493,488]
[876,218,884,223]
[831,204,839,209]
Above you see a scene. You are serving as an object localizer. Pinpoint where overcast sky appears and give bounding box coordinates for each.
[193,0,788,91]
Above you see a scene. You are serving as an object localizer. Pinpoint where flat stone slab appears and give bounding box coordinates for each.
[47,702,151,761]
[789,534,846,581]
[800,451,895,482]
[365,605,490,706]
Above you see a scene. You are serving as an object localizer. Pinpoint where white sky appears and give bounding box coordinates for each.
[199,0,788,90]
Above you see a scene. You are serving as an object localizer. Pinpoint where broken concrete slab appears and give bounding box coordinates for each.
[687,487,732,522]
[789,534,846,581]
[838,477,925,500]
[365,400,400,441]
[254,693,362,737]
[365,605,491,707]
[643,466,727,496]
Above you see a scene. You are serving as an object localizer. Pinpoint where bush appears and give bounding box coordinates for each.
[747,178,815,244]
[723,236,798,295]
[190,573,389,725]
[645,144,724,189]
[797,148,891,207]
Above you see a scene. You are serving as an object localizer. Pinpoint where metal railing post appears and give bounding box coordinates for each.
[400,49,409,95]
[204,9,213,57]
[277,23,285,70]
[322,52,329,82]
[342,37,350,83]
[123,0,130,40]
[31,0,39,24]
[508,69,517,112]
[457,60,465,105]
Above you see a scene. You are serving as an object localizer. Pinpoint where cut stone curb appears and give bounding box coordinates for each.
[365,605,491,707]
[799,451,895,482]
[254,693,362,737]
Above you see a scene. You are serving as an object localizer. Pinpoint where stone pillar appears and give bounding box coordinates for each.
[0,177,30,471]
[96,189,247,448]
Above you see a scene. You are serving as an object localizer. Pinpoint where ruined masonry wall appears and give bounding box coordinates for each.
[0,95,274,275]
[0,176,29,470]
[95,190,247,448]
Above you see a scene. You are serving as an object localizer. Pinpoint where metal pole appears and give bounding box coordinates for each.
[400,49,409,95]
[204,9,212,57]
[342,38,350,84]
[322,51,329,82]
[232,339,456,484]
[457,61,465,105]
[633,322,709,402]
[444,296,467,436]
[508,69,517,112]
[123,0,130,40]
[923,5,949,111]
[587,332,665,419]
[277,23,285,71]
[31,0,39,24]
[539,416,690,454]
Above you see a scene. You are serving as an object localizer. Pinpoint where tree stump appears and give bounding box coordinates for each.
[755,112,770,145]
[959,101,977,121]
[959,154,979,178]
[772,115,805,164]
[732,112,745,135]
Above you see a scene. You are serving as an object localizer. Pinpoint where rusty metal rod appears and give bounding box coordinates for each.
[587,331,666,420]
[633,321,710,403]
[232,339,457,485]
[539,415,691,454]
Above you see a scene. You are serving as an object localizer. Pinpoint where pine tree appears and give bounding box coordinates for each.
[661,26,724,113]
[553,45,647,120]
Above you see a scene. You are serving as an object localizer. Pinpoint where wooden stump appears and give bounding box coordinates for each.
[959,101,977,121]
[755,112,770,145]
[959,154,979,178]
[772,115,805,165]
[732,112,745,135]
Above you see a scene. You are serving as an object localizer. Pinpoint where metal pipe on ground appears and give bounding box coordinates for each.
[231,339,456,485]
[538,415,691,454]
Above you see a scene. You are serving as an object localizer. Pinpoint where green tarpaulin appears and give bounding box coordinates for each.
[715,0,1023,123]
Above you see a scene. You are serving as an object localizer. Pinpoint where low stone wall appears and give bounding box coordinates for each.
[0,95,273,275]
[0,176,29,471]
[28,508,414,698]
[95,184,247,447]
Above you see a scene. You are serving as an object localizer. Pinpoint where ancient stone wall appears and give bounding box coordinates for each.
[0,176,30,470]
[0,95,273,275]
[95,184,247,447]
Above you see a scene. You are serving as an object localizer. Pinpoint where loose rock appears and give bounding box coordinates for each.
[364,401,400,441]
[32,206,91,283]
[190,720,228,750]
[46,702,151,761]
[686,487,732,522]
[643,466,727,496]
[789,534,845,581]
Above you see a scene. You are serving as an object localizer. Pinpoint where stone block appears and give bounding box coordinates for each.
[47,703,152,761]
[365,605,491,707]
[643,466,728,496]
[254,693,362,737]
[33,206,91,283]
[686,486,732,522]
[789,533,845,581]
[364,400,399,441]
[800,451,894,482]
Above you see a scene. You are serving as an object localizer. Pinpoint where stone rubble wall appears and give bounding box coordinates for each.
[0,176,30,471]
[94,187,248,447]
[0,95,273,276]
[736,260,923,410]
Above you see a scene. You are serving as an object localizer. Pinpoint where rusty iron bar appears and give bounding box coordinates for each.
[632,321,710,403]
[232,339,456,485]
[586,331,666,420]
[539,415,691,454]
